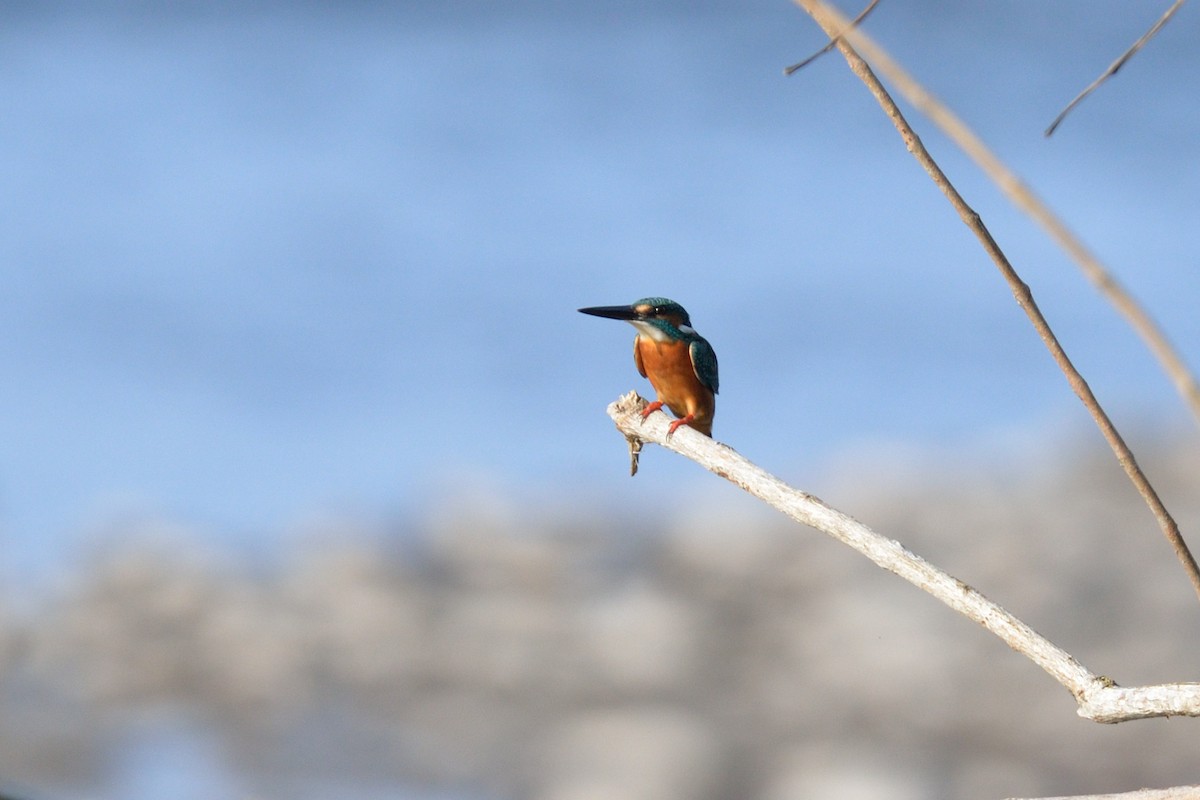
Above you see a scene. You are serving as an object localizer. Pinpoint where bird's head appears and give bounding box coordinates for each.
[578,297,696,342]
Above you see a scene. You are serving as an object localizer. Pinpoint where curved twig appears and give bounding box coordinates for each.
[790,1,1200,428]
[1045,1,1188,137]
[791,0,1200,607]
[783,0,880,75]
[606,392,1200,723]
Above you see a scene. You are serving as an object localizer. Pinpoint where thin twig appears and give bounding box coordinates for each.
[1045,1,1188,137]
[792,0,1200,607]
[783,0,880,74]
[607,392,1200,723]
[789,1,1200,428]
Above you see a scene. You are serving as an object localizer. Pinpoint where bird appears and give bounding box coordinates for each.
[578,297,719,437]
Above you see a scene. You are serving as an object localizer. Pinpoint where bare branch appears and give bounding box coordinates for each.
[787,0,1200,430]
[782,1,1200,424]
[783,0,880,75]
[606,392,1200,724]
[1045,1,1188,137]
[792,0,1200,607]
[1009,785,1200,800]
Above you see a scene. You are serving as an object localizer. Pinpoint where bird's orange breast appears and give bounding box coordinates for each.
[634,336,715,436]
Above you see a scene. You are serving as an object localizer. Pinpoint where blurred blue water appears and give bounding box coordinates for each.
[1,0,1197,587]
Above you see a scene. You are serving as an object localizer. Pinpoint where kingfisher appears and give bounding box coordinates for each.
[579,297,719,437]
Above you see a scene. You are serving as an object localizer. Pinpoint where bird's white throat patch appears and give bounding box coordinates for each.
[629,319,673,342]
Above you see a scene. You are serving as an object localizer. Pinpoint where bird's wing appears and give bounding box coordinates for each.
[633,336,648,379]
[690,338,719,394]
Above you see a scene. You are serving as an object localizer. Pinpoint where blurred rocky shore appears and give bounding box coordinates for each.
[3,440,1200,800]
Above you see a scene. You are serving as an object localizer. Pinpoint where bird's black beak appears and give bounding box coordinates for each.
[578,304,640,321]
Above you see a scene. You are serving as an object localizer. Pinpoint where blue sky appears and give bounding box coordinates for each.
[1,1,1197,581]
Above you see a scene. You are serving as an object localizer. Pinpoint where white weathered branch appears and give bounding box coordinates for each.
[607,392,1200,724]
[1009,786,1200,800]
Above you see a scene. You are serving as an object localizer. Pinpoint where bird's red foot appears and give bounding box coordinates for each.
[640,400,664,421]
[666,414,695,437]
